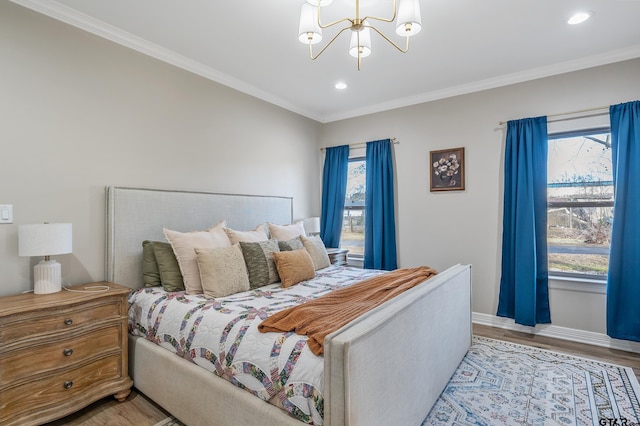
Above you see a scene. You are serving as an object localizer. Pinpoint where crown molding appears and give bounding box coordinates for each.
[10,0,324,123]
[11,0,640,124]
[322,45,640,123]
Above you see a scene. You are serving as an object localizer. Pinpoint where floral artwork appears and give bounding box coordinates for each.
[430,147,465,191]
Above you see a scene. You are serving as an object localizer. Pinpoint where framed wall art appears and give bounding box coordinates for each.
[430,147,465,191]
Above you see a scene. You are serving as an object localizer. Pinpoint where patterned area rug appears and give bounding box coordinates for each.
[153,336,640,426]
[423,336,640,425]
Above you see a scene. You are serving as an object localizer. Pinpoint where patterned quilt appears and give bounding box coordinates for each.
[128,265,385,425]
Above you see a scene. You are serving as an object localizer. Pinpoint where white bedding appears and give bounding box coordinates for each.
[128,265,385,425]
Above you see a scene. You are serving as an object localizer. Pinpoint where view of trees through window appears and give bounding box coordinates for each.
[341,158,365,256]
[547,131,613,277]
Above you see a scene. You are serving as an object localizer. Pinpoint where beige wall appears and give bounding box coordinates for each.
[320,58,640,334]
[0,3,321,296]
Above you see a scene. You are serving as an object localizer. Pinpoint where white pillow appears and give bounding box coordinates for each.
[267,222,306,241]
[224,224,268,245]
[196,245,250,298]
[163,221,231,294]
[300,235,331,270]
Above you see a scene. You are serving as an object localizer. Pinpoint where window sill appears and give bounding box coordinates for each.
[346,255,364,268]
[548,274,606,294]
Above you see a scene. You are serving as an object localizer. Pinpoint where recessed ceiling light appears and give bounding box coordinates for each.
[335,82,348,90]
[568,11,592,25]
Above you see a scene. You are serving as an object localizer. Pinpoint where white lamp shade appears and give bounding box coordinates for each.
[299,3,323,44]
[396,0,422,36]
[349,27,372,58]
[19,223,73,257]
[303,217,321,235]
[306,0,333,6]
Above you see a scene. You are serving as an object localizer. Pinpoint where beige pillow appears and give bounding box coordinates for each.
[224,224,268,245]
[271,249,315,288]
[267,222,306,241]
[300,235,331,270]
[163,221,231,294]
[195,245,250,298]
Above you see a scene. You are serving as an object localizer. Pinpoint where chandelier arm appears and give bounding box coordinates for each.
[368,25,411,53]
[317,4,354,29]
[318,16,353,29]
[309,26,353,60]
[361,0,397,24]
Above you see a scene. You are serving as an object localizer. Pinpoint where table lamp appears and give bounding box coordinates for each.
[19,223,73,294]
[302,217,321,236]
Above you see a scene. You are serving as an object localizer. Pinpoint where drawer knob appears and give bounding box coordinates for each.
[63,348,74,357]
[64,318,73,326]
[63,381,73,390]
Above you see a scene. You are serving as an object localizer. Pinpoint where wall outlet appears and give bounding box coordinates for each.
[0,205,13,224]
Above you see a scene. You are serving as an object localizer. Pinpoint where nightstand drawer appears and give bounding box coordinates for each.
[0,354,122,425]
[0,325,121,385]
[0,301,121,347]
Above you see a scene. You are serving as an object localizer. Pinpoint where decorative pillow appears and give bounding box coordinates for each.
[163,221,231,294]
[195,245,250,298]
[152,241,185,292]
[267,222,306,241]
[142,240,161,287]
[239,239,281,288]
[300,235,331,270]
[224,224,268,245]
[278,236,304,252]
[271,249,315,288]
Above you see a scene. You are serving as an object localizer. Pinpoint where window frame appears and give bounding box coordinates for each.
[547,126,612,281]
[341,156,366,259]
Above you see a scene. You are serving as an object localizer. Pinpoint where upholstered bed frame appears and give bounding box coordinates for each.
[105,186,472,426]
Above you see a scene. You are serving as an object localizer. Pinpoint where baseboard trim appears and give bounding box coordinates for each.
[473,312,640,354]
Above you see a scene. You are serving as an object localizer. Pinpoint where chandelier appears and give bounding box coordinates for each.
[298,0,422,70]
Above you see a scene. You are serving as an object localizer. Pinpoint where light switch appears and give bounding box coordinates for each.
[0,205,13,224]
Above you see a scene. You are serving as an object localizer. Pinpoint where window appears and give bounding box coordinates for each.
[547,129,613,278]
[341,157,365,257]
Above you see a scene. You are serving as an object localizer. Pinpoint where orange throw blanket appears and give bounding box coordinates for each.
[258,266,437,355]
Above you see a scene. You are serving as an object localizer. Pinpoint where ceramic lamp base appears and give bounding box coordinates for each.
[34,259,62,294]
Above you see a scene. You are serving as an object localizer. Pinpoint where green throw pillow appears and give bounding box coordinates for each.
[152,241,185,292]
[142,240,161,287]
[240,239,280,288]
[277,236,304,252]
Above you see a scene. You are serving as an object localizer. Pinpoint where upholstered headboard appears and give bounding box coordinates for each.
[105,186,293,289]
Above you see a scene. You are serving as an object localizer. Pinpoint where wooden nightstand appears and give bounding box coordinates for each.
[326,248,349,266]
[0,282,133,426]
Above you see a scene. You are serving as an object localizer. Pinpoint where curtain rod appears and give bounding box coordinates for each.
[320,137,398,152]
[498,105,609,126]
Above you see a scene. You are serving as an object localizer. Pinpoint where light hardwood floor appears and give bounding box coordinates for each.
[473,323,640,379]
[42,388,171,426]
[42,324,640,425]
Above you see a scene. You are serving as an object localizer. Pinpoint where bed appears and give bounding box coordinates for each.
[105,186,472,426]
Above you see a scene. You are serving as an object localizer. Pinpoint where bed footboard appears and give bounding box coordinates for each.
[129,335,302,426]
[324,264,472,426]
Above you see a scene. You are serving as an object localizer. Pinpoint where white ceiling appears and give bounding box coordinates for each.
[12,0,640,123]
